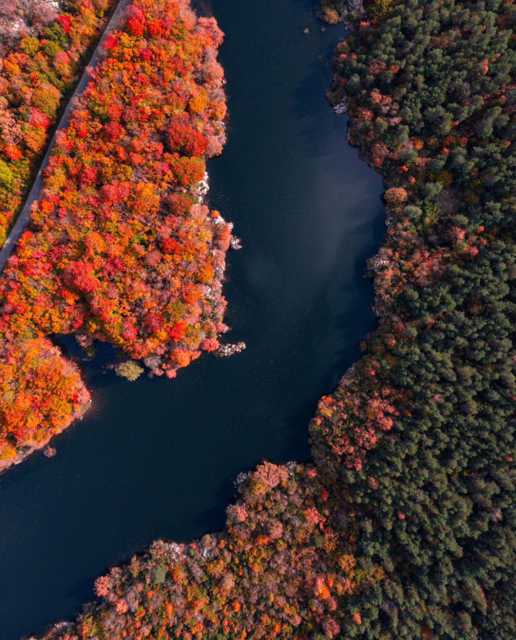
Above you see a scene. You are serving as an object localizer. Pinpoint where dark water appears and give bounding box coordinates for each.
[0,2,383,638]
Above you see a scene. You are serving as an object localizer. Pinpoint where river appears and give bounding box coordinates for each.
[0,1,384,638]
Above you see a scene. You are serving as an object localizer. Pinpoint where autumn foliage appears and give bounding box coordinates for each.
[0,0,231,471]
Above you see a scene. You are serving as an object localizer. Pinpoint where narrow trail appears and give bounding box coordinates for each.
[0,0,131,272]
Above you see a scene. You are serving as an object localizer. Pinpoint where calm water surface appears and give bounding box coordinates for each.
[0,1,384,637]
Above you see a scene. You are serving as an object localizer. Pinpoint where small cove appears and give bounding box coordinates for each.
[0,2,384,637]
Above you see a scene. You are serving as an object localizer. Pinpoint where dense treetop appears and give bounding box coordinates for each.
[319,1,515,637]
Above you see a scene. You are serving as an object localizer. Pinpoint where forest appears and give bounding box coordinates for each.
[1,0,514,638]
[0,0,232,472]
[31,0,514,638]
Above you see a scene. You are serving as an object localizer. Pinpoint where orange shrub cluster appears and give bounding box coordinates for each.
[0,0,231,471]
[0,0,117,246]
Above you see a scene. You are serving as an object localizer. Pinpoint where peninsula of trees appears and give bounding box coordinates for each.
[0,0,233,472]
[33,0,514,638]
